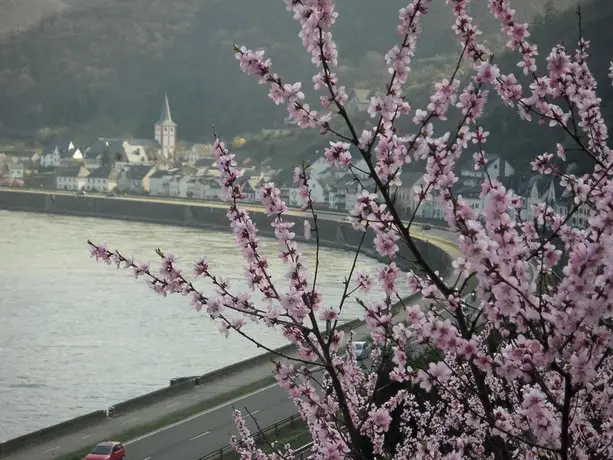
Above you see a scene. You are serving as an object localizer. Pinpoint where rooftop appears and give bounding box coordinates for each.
[121,165,154,180]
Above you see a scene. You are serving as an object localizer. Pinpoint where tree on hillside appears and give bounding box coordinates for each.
[0,0,591,144]
[90,1,613,459]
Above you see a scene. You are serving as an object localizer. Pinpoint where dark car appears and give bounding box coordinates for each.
[84,441,126,460]
[421,223,432,230]
[354,341,371,361]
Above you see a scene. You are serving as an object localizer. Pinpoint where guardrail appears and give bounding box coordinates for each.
[294,441,314,458]
[198,413,307,460]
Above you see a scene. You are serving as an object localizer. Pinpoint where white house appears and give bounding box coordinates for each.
[85,166,117,193]
[193,157,217,176]
[186,144,213,166]
[322,175,363,211]
[56,166,90,191]
[90,138,154,172]
[459,155,515,181]
[84,139,125,170]
[517,174,589,230]
[406,157,517,221]
[7,162,24,181]
[404,173,444,220]
[122,141,153,164]
[83,152,102,170]
[346,88,373,113]
[168,175,190,197]
[307,156,331,179]
[116,165,156,194]
[201,177,221,200]
[149,169,174,196]
[288,177,327,207]
[40,139,80,168]
[185,178,204,199]
[390,171,427,218]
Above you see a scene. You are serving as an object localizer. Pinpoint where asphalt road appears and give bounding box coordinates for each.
[124,383,298,460]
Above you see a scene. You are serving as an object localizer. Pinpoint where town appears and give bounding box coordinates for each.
[0,94,589,230]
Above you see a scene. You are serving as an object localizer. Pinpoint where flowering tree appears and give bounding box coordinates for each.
[89,0,613,459]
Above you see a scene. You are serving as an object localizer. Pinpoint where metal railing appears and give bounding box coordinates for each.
[294,441,315,459]
[198,413,309,460]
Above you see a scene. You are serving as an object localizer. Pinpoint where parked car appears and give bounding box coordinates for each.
[84,441,126,460]
[421,223,432,230]
[354,341,370,361]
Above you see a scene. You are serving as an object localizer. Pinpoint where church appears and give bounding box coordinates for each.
[154,93,177,158]
[80,94,178,170]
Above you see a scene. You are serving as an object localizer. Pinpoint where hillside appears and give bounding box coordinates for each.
[0,0,585,146]
[480,0,613,174]
[228,0,613,174]
[0,0,67,36]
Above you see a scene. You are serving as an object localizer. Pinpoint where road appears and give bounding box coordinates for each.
[124,383,298,460]
[4,381,298,460]
[0,188,461,460]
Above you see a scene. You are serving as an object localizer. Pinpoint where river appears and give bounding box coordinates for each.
[0,209,398,441]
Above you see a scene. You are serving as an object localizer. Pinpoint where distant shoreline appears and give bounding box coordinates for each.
[0,188,453,275]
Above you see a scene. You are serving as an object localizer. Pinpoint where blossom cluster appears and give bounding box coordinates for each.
[91,0,613,459]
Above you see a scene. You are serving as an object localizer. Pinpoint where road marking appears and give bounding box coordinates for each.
[143,457,152,460]
[190,431,211,440]
[166,402,180,408]
[251,409,260,415]
[81,434,90,439]
[43,447,60,454]
[122,417,140,425]
[125,383,279,445]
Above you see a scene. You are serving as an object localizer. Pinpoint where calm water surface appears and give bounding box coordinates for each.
[0,210,393,441]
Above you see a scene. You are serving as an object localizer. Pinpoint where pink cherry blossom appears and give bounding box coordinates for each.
[89,1,613,458]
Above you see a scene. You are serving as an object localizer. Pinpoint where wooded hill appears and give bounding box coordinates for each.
[0,0,585,148]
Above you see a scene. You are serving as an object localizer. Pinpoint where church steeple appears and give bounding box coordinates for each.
[159,93,175,125]
[154,93,177,159]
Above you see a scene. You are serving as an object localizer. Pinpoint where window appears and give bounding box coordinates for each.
[91,445,112,455]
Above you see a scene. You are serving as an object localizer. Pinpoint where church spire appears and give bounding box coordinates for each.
[158,93,175,124]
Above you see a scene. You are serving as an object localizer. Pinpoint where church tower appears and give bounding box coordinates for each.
[154,93,177,158]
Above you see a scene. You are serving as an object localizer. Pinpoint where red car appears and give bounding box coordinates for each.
[84,441,126,460]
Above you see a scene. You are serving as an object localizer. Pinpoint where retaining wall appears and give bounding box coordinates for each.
[109,379,197,415]
[0,189,450,271]
[0,188,452,455]
[0,411,107,456]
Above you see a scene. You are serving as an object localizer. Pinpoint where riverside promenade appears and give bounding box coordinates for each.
[0,188,461,460]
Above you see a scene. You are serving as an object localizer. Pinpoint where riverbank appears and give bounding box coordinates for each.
[0,188,452,272]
